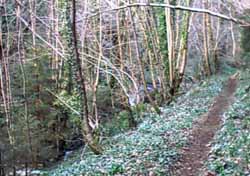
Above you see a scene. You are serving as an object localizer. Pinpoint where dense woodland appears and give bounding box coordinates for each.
[0,0,250,175]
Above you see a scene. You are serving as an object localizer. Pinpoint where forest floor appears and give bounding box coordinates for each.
[48,70,249,176]
[171,76,238,176]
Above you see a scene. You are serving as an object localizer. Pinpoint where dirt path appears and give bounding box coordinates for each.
[170,77,238,176]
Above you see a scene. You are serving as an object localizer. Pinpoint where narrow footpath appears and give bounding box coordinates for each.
[170,76,238,176]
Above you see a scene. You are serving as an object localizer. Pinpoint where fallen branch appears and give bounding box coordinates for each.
[86,2,249,26]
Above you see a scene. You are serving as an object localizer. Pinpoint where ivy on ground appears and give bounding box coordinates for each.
[207,69,250,176]
[46,76,226,176]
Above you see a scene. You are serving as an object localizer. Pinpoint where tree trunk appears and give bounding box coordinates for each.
[15,1,35,166]
[71,0,102,154]
[165,0,175,89]
[0,17,14,146]
[172,0,194,95]
[128,3,160,114]
[202,0,212,76]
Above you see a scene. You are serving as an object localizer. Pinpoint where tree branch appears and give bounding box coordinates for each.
[86,2,249,26]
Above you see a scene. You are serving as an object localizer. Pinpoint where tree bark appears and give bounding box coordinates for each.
[71,0,102,154]
[165,0,175,89]
[203,0,211,76]
[128,2,160,114]
[171,0,193,95]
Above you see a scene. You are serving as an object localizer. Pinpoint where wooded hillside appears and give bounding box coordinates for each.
[0,0,249,175]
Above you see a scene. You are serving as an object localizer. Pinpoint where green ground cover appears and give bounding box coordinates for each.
[47,75,227,176]
[207,69,250,176]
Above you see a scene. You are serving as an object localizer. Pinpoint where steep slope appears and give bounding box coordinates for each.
[45,75,231,175]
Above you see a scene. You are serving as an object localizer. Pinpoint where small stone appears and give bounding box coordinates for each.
[149,171,155,176]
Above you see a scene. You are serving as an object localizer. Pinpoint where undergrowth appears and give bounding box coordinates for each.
[45,75,227,176]
[207,69,250,176]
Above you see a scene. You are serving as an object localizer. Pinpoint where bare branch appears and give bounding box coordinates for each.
[17,16,65,58]
[86,2,249,26]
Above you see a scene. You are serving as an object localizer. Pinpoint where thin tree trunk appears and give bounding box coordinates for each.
[137,8,157,89]
[15,0,35,166]
[173,0,193,95]
[165,0,175,89]
[213,2,221,73]
[128,3,160,114]
[71,0,102,154]
[0,42,13,146]
[91,0,102,129]
[230,6,236,58]
[203,0,211,76]
[147,7,167,100]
